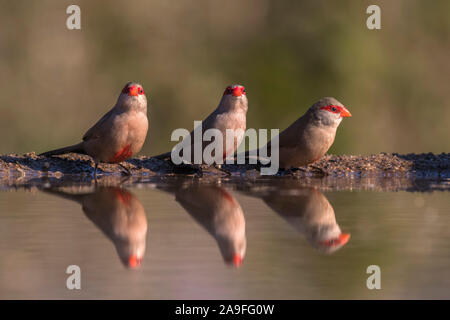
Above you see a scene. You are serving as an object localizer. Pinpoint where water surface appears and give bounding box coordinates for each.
[0,178,449,299]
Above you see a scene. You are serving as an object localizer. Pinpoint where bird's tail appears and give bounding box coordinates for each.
[39,142,85,157]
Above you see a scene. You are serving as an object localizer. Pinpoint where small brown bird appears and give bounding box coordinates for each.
[154,84,248,164]
[40,82,148,177]
[265,97,351,169]
[43,187,148,268]
[261,186,350,254]
[175,185,246,267]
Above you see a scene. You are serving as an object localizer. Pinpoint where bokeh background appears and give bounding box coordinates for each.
[0,0,449,156]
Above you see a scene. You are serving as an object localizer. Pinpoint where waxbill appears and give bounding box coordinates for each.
[175,185,246,267]
[261,187,350,254]
[262,97,351,169]
[40,82,148,176]
[154,84,248,163]
[42,187,148,269]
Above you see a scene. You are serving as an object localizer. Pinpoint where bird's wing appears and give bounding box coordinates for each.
[277,126,298,148]
[184,109,218,146]
[276,115,308,149]
[82,108,114,141]
[201,109,220,130]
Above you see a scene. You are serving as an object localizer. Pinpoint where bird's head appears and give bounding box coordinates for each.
[309,97,351,127]
[222,245,246,268]
[316,232,351,254]
[223,84,246,98]
[127,253,143,269]
[220,234,247,268]
[118,82,147,112]
[117,241,146,270]
[219,84,248,112]
[304,218,351,254]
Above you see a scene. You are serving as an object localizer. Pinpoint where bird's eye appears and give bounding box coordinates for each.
[242,88,246,94]
[320,105,341,113]
[138,88,144,95]
[122,87,129,94]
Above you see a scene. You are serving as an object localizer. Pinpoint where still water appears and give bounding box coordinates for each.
[0,178,449,299]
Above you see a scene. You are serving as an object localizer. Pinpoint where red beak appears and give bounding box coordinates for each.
[232,254,243,267]
[232,87,242,97]
[320,233,351,247]
[128,86,138,96]
[338,233,351,245]
[340,106,352,117]
[128,254,142,268]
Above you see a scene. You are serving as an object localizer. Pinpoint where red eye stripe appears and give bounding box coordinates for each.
[122,84,144,96]
[223,86,233,95]
[223,86,246,96]
[320,105,342,113]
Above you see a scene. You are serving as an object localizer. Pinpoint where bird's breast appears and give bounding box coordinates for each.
[107,112,148,162]
[110,144,133,163]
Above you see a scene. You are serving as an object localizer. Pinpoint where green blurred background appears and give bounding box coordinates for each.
[0,0,449,156]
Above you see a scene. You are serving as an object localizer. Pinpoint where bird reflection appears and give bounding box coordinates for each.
[43,186,148,269]
[244,185,350,253]
[174,185,246,267]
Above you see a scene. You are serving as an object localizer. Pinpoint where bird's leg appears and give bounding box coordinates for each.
[119,162,132,176]
[94,162,99,180]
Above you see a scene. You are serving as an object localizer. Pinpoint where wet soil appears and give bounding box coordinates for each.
[0,152,449,192]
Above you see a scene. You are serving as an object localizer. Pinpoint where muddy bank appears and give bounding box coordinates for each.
[0,152,449,190]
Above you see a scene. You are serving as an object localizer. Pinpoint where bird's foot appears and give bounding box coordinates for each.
[118,163,132,176]
[309,165,328,176]
[93,162,100,180]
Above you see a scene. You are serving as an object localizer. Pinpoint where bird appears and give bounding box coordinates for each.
[40,82,148,177]
[261,186,350,254]
[250,97,351,170]
[174,185,246,267]
[42,186,148,268]
[154,84,248,164]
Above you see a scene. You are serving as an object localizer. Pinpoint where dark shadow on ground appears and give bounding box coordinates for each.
[395,153,449,176]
